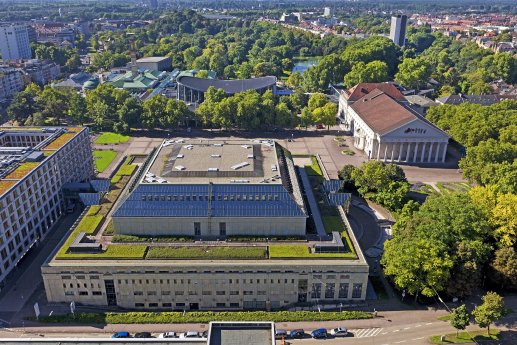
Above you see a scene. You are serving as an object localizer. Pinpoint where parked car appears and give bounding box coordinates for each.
[311,328,328,339]
[182,331,199,338]
[201,331,208,338]
[275,329,288,339]
[158,332,177,338]
[316,124,325,129]
[330,327,348,337]
[111,331,130,338]
[134,332,152,338]
[289,329,306,339]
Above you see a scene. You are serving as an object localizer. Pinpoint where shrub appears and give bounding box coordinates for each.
[32,310,373,324]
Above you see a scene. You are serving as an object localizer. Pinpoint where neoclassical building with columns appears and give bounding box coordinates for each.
[338,84,450,164]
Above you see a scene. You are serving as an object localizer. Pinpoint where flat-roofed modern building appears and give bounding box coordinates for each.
[177,76,276,103]
[0,127,93,288]
[42,139,369,310]
[0,25,31,61]
[136,56,171,71]
[112,139,307,237]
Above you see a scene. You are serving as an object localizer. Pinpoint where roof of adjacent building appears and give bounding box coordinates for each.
[136,56,171,63]
[109,70,164,90]
[435,94,515,105]
[350,89,448,137]
[405,95,439,108]
[177,76,276,94]
[112,139,306,218]
[342,82,406,102]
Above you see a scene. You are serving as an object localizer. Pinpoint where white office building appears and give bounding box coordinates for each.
[0,127,93,289]
[0,25,32,61]
[0,67,26,101]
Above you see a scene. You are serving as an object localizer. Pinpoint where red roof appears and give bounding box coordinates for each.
[349,89,417,135]
[342,83,405,102]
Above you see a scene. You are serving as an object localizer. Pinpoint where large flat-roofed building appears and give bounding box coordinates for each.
[112,139,307,237]
[0,127,93,288]
[136,56,172,71]
[177,76,276,103]
[0,25,32,61]
[42,139,369,310]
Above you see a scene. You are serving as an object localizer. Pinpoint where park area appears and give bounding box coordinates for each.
[94,132,130,145]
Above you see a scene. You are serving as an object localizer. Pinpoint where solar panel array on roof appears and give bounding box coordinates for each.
[327,193,351,206]
[90,179,110,192]
[323,180,344,193]
[113,184,306,218]
[79,192,102,206]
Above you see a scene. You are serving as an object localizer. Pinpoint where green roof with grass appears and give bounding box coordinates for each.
[146,246,267,259]
[94,150,117,172]
[94,132,130,145]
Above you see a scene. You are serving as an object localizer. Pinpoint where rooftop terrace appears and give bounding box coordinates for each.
[145,139,282,185]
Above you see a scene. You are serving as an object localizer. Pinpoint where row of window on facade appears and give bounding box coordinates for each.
[141,194,281,202]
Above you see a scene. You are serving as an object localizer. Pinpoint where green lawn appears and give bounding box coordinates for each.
[57,245,147,260]
[305,156,323,176]
[436,182,471,194]
[269,245,355,259]
[429,329,500,344]
[94,132,130,145]
[322,215,345,234]
[437,314,451,321]
[146,246,267,259]
[93,150,117,172]
[32,310,373,324]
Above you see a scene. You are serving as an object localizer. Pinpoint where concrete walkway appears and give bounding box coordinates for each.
[297,167,327,239]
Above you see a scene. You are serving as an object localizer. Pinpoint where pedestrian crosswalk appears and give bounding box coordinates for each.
[348,328,383,338]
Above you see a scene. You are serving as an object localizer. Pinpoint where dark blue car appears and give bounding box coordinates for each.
[112,331,130,338]
[289,329,305,338]
[311,328,328,339]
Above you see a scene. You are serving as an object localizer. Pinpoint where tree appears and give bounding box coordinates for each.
[286,72,303,89]
[491,193,517,247]
[490,246,517,289]
[7,83,41,124]
[344,60,389,88]
[142,95,168,129]
[274,102,294,127]
[395,57,432,90]
[382,238,453,301]
[473,292,505,335]
[312,102,337,130]
[450,305,470,336]
[68,92,88,125]
[307,93,328,112]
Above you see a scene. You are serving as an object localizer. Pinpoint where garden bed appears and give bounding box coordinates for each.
[146,246,267,259]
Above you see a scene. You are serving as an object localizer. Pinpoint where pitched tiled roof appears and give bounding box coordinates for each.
[342,83,405,102]
[350,89,418,135]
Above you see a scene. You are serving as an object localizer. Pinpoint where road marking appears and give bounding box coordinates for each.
[425,322,433,325]
[349,328,383,338]
[381,332,388,335]
[412,337,425,340]
[393,329,400,332]
[414,324,422,327]
[395,341,406,344]
[404,327,411,330]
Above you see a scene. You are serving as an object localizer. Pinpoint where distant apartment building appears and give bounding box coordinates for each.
[0,127,94,289]
[23,60,61,85]
[0,25,32,61]
[390,15,408,46]
[0,67,26,101]
[323,7,333,17]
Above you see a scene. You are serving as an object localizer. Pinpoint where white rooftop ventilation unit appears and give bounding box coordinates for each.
[230,179,250,183]
[213,143,223,147]
[231,162,250,170]
[271,164,277,171]
[175,165,186,170]
[211,154,221,158]
[184,145,193,150]
[208,168,219,172]
[247,154,254,159]
[241,145,251,149]
[176,154,184,158]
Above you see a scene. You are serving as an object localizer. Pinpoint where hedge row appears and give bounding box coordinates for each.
[112,234,193,243]
[269,245,355,259]
[146,246,267,259]
[33,310,373,324]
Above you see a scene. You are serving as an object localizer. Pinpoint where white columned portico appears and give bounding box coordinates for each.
[384,144,388,162]
[428,142,434,162]
[441,142,447,162]
[413,143,419,162]
[405,143,411,162]
[390,144,395,162]
[398,143,404,161]
[377,141,381,160]
[421,143,426,162]
[435,143,441,162]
